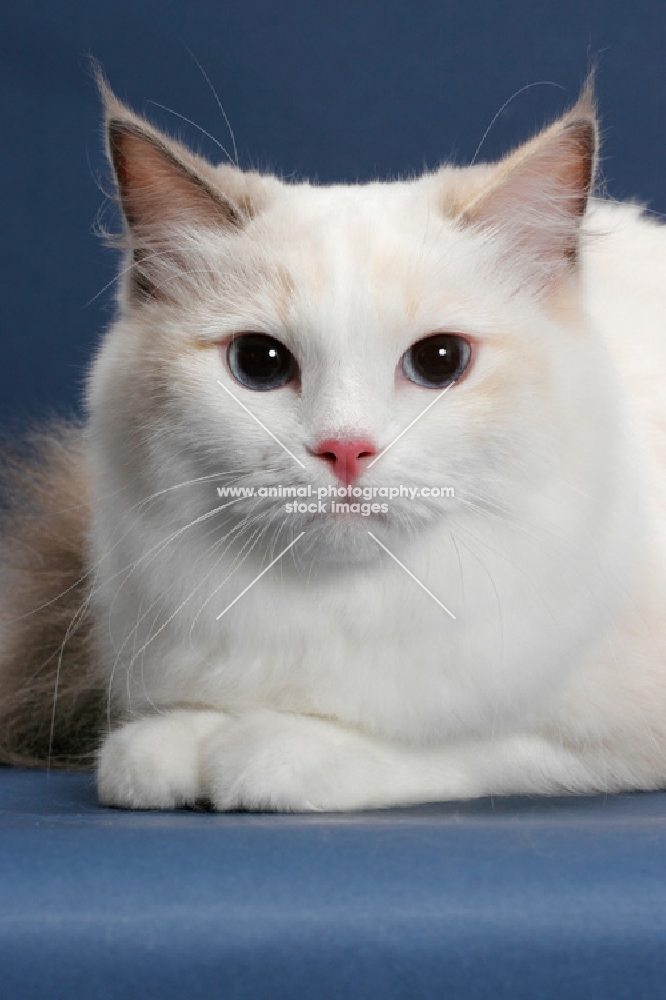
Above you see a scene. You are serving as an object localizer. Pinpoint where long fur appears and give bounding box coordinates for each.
[0,422,104,769]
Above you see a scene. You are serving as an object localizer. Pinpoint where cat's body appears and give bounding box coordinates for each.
[2,80,666,810]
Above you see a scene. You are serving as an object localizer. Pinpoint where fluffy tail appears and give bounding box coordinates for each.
[0,422,105,770]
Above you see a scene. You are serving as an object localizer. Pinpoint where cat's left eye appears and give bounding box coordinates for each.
[401,333,471,389]
[227,333,297,391]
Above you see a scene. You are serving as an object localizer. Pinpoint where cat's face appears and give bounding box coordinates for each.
[89,82,618,568]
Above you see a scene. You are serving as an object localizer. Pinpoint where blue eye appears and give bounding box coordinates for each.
[227,334,297,391]
[402,334,471,388]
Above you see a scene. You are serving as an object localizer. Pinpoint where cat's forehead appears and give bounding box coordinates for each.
[233,164,497,287]
[192,163,508,345]
[208,172,492,348]
[259,167,487,233]
[235,175,418,286]
[250,170,493,317]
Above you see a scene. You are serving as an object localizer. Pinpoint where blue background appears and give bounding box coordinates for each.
[1,0,665,427]
[4,770,666,1000]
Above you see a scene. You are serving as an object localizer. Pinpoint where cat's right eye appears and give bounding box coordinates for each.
[227,333,297,391]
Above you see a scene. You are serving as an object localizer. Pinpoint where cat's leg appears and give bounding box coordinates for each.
[97,711,224,809]
[200,709,600,812]
[98,707,610,812]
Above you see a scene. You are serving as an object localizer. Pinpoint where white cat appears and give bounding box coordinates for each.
[2,76,666,811]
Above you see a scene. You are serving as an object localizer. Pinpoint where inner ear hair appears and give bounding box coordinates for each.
[107,118,244,234]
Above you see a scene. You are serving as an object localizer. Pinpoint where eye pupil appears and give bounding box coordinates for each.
[402,334,470,388]
[227,334,296,391]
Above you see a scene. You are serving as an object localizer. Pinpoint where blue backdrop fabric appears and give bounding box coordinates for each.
[2,769,666,1000]
[1,0,665,426]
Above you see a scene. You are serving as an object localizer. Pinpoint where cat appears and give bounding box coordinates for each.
[1,72,666,812]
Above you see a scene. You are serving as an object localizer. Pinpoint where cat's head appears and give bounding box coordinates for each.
[88,77,624,569]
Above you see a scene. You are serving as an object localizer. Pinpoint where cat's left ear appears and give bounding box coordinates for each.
[459,82,597,291]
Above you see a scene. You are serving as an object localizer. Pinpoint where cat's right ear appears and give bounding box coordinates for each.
[107,119,243,234]
[97,73,258,299]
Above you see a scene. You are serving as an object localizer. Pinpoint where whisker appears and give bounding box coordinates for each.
[471,80,566,165]
[147,101,237,167]
[183,44,239,166]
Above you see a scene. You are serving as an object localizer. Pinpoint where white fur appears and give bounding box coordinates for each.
[92,99,666,811]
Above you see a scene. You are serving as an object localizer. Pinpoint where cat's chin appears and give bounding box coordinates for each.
[297,513,400,569]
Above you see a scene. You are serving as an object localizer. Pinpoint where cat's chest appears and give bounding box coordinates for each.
[105,485,636,741]
[124,532,587,742]
[168,571,465,737]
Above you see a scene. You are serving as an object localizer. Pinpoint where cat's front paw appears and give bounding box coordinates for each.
[202,710,392,812]
[97,711,223,809]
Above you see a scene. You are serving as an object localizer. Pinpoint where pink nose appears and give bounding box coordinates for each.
[313,438,377,485]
